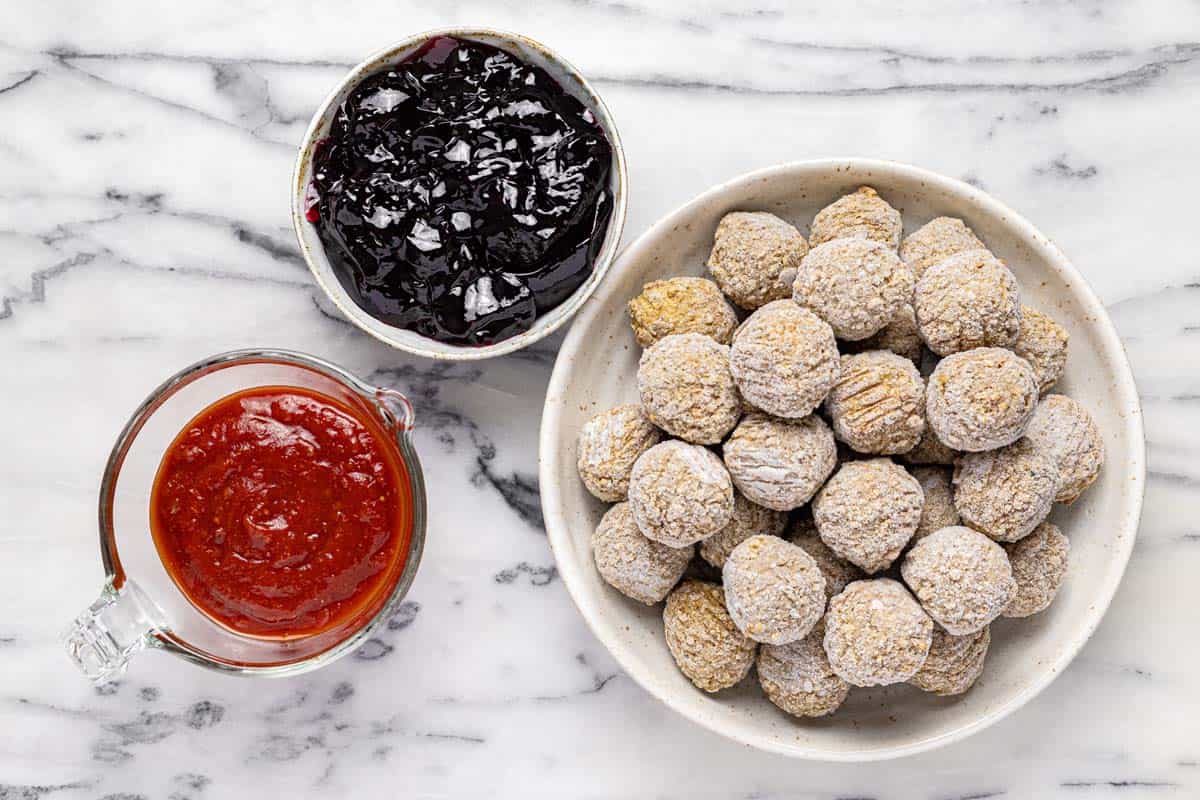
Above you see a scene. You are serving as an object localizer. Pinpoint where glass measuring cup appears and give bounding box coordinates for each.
[63,349,427,682]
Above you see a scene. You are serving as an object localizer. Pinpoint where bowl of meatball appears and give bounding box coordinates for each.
[538,159,1144,760]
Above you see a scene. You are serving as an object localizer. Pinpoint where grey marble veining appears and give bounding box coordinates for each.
[1,1,1198,797]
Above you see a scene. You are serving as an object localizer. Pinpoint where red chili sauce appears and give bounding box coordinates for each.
[150,386,411,640]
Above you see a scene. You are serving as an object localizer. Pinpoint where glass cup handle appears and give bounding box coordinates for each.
[63,579,159,683]
[375,388,416,432]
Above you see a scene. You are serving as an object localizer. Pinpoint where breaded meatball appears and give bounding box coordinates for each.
[824,578,933,687]
[723,535,826,645]
[729,300,840,419]
[809,186,903,250]
[901,526,1016,635]
[848,303,922,363]
[699,492,788,569]
[899,216,986,279]
[628,440,734,547]
[592,503,692,605]
[1003,521,1070,618]
[926,348,1039,452]
[954,439,1059,542]
[914,249,1021,355]
[794,238,915,341]
[757,621,849,717]
[707,211,809,309]
[909,626,990,696]
[722,412,837,511]
[911,466,960,542]
[1022,394,1104,504]
[664,580,757,692]
[638,333,741,444]
[812,458,923,573]
[577,404,663,501]
[628,276,738,348]
[824,350,925,455]
[788,515,864,598]
[1012,306,1069,394]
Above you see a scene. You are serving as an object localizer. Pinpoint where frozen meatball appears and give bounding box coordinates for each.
[663,580,757,692]
[810,186,903,250]
[848,304,922,364]
[1023,394,1104,504]
[914,249,1022,355]
[722,413,837,511]
[901,526,1016,635]
[628,276,738,347]
[825,350,926,455]
[592,503,692,605]
[900,216,986,280]
[926,348,1039,452]
[757,621,850,718]
[638,333,741,444]
[699,492,788,569]
[911,466,960,542]
[707,211,809,309]
[628,440,734,547]
[1003,521,1070,618]
[1012,306,1069,394]
[788,516,864,598]
[577,404,663,501]
[793,238,914,341]
[954,439,1059,542]
[909,626,990,696]
[729,300,840,419]
[723,535,826,645]
[812,458,923,573]
[824,578,933,687]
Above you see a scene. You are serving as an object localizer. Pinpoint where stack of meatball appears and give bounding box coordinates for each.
[577,186,1104,717]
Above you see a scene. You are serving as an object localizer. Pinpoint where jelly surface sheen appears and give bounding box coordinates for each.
[149,386,412,640]
[309,36,614,345]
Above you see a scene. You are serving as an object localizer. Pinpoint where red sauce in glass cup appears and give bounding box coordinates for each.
[149,386,411,640]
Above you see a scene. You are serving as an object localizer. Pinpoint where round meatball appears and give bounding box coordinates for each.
[926,348,1039,452]
[592,503,692,605]
[1004,521,1070,618]
[722,535,826,645]
[729,300,840,419]
[904,426,960,466]
[707,211,808,309]
[1012,306,1069,395]
[628,440,734,547]
[794,238,914,341]
[576,404,663,501]
[757,621,849,718]
[722,413,837,511]
[788,516,864,599]
[848,303,922,363]
[1022,394,1104,504]
[825,350,926,455]
[911,466,960,542]
[914,249,1022,355]
[824,578,933,687]
[909,626,990,696]
[901,526,1016,635]
[663,580,757,692]
[628,277,738,347]
[809,186,902,250]
[638,333,741,444]
[900,216,986,279]
[699,492,788,569]
[954,439,1059,542]
[813,458,923,573]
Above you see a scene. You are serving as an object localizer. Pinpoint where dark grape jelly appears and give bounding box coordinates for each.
[308,37,615,345]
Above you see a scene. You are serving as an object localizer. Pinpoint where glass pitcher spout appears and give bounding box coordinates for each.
[64,579,160,683]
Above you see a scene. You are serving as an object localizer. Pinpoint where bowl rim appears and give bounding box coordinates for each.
[538,157,1146,761]
[290,26,628,361]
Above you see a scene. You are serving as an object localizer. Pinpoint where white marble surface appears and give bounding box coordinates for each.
[1,1,1197,797]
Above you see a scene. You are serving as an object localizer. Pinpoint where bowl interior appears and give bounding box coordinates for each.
[539,159,1144,760]
[292,28,627,360]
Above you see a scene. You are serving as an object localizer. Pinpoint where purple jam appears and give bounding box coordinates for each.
[309,36,615,345]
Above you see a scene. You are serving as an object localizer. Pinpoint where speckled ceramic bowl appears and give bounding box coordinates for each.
[539,159,1145,761]
[292,28,627,360]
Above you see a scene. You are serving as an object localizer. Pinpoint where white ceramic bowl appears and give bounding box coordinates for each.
[539,159,1145,760]
[291,28,627,360]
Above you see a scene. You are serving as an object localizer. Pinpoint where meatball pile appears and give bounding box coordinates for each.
[578,188,1103,720]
